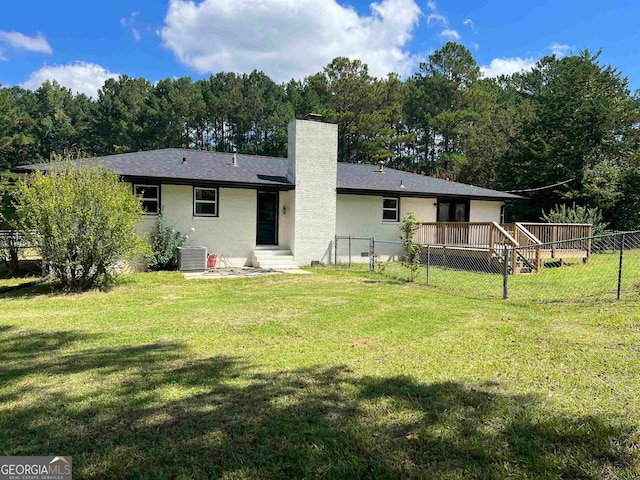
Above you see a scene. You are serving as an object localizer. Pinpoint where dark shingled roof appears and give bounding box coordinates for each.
[13,149,293,188]
[336,163,521,200]
[12,148,521,201]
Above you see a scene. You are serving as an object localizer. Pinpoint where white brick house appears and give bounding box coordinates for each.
[14,119,521,269]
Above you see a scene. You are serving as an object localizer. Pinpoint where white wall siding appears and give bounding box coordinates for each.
[160,185,258,266]
[125,182,158,238]
[402,197,437,223]
[335,194,437,262]
[288,120,338,264]
[469,200,504,223]
[127,181,297,268]
[278,190,292,250]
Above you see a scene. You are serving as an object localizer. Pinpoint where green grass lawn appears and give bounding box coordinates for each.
[1,267,639,479]
[375,249,640,302]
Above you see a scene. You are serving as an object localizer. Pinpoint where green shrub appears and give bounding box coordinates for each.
[400,211,421,282]
[541,203,609,235]
[0,174,22,276]
[148,214,186,270]
[15,162,148,290]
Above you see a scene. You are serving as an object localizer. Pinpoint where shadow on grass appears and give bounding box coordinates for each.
[0,327,637,479]
[0,260,43,279]
[0,274,135,300]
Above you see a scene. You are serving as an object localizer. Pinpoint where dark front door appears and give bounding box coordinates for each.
[256,191,278,245]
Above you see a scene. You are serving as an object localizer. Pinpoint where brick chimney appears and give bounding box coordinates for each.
[287,119,338,264]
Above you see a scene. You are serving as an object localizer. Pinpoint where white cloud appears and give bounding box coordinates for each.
[121,11,142,41]
[471,42,479,51]
[480,57,536,78]
[21,62,119,97]
[0,47,6,61]
[548,42,572,57]
[426,1,448,26]
[463,18,474,28]
[0,31,52,54]
[160,0,422,81]
[439,29,460,41]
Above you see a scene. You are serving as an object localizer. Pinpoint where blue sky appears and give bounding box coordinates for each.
[1,0,639,97]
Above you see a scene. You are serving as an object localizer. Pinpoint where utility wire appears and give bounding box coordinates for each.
[506,178,574,194]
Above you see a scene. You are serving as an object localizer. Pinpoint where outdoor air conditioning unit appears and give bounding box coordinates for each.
[177,246,207,272]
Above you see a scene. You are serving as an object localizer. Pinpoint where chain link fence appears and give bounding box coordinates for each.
[509,231,640,302]
[333,231,640,302]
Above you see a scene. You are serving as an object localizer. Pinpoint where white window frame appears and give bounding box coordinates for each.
[193,187,219,217]
[133,184,160,215]
[382,197,400,222]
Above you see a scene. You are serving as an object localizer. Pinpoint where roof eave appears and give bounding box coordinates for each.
[336,187,523,201]
[10,166,295,191]
[120,175,294,190]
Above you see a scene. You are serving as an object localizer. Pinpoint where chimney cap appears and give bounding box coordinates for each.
[305,113,323,122]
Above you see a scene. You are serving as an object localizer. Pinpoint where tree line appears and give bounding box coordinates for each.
[1,42,639,228]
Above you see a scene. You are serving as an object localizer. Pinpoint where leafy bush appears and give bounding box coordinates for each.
[541,203,609,235]
[148,214,186,270]
[0,175,22,276]
[0,230,23,277]
[399,211,421,282]
[15,162,148,290]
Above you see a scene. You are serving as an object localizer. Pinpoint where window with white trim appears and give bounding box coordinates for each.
[194,187,218,217]
[133,184,159,215]
[382,197,399,222]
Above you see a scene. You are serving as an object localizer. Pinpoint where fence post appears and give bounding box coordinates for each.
[369,237,375,272]
[443,244,447,269]
[334,235,338,266]
[617,233,625,300]
[348,235,352,268]
[426,244,430,286]
[503,245,509,300]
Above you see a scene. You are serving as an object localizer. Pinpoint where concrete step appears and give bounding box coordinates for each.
[252,249,299,270]
[257,263,299,270]
[253,249,292,257]
[260,264,300,270]
[256,257,297,265]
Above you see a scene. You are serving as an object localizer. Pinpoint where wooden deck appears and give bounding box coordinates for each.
[414,222,593,274]
[540,249,587,259]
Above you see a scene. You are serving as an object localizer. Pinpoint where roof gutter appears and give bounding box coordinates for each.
[10,167,295,191]
[336,187,524,202]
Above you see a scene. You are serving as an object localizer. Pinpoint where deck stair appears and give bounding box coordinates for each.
[491,252,535,274]
[252,249,299,270]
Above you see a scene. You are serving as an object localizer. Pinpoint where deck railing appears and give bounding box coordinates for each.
[414,222,592,274]
[414,222,496,246]
[0,229,36,249]
[516,223,592,259]
[517,223,592,243]
[414,222,524,248]
[507,223,543,271]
